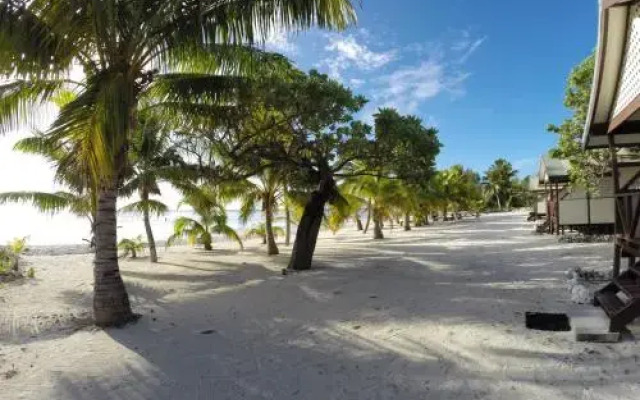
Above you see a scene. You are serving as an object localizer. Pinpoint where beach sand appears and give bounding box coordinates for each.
[1,212,640,399]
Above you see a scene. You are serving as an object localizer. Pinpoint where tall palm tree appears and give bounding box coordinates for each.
[228,169,283,255]
[168,185,242,251]
[343,176,402,240]
[484,159,518,211]
[119,120,189,263]
[0,0,356,327]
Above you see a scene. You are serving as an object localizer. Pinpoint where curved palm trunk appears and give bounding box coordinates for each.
[265,197,279,255]
[495,193,502,211]
[141,191,158,263]
[363,199,372,234]
[288,176,336,271]
[93,184,135,327]
[404,213,411,231]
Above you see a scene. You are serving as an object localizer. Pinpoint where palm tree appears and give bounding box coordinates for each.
[118,236,145,259]
[343,176,403,240]
[0,0,356,326]
[484,159,518,211]
[119,121,189,263]
[245,223,285,242]
[168,185,243,251]
[228,169,283,255]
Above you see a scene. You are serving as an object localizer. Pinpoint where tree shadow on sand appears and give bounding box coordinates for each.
[28,214,640,399]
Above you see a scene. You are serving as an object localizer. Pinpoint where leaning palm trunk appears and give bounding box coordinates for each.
[363,199,372,234]
[93,184,135,327]
[404,213,411,231]
[141,191,158,263]
[288,176,337,271]
[265,198,279,255]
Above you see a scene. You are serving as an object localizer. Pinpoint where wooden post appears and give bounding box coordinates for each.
[554,182,560,235]
[609,135,621,277]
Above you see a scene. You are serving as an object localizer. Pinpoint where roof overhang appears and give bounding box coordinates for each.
[583,0,640,149]
[538,156,571,184]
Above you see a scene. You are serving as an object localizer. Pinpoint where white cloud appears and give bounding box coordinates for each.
[322,34,396,79]
[264,29,298,55]
[349,78,365,88]
[451,30,487,64]
[374,59,470,113]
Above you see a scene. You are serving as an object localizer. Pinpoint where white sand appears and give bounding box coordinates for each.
[1,212,640,399]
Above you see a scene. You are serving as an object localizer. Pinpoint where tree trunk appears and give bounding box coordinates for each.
[363,199,372,234]
[285,201,291,246]
[93,184,135,327]
[265,197,279,255]
[404,213,411,231]
[131,249,137,259]
[356,214,363,231]
[141,191,158,263]
[204,241,213,251]
[495,193,502,211]
[287,176,337,271]
[373,210,384,239]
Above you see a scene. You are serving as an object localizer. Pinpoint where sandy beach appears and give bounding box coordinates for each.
[1,212,639,399]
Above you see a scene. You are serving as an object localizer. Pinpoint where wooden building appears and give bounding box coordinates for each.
[537,156,615,234]
[582,0,640,331]
[527,175,547,220]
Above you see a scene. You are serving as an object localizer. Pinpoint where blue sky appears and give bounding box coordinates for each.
[0,0,599,199]
[265,0,599,177]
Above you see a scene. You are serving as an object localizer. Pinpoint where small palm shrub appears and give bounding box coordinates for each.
[118,236,145,259]
[245,223,285,242]
[0,237,29,278]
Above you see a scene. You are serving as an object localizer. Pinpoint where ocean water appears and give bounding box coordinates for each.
[0,205,268,246]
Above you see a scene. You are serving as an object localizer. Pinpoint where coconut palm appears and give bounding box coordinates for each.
[226,169,284,255]
[484,159,518,211]
[119,120,191,263]
[118,236,145,259]
[343,176,403,239]
[245,222,285,242]
[0,0,356,326]
[168,185,243,251]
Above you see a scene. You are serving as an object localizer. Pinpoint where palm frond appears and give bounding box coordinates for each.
[119,200,169,216]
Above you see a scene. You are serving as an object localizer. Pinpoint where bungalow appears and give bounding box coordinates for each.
[582,0,640,331]
[537,156,615,234]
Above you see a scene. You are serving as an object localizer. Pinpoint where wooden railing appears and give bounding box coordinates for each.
[613,191,640,276]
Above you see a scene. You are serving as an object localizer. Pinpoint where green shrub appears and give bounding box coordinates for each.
[118,236,145,259]
[0,237,29,277]
[7,237,28,255]
[26,267,35,279]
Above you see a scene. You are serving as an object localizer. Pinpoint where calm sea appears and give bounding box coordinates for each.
[0,206,268,246]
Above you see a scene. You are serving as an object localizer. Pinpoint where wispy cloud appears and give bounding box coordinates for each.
[451,30,487,64]
[373,58,470,114]
[321,34,396,79]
